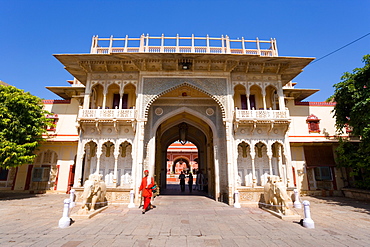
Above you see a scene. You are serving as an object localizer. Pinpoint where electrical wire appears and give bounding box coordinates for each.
[310,32,370,65]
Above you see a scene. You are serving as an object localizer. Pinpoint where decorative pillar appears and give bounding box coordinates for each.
[214,144,220,201]
[102,94,107,109]
[267,151,273,175]
[73,140,85,187]
[277,87,285,110]
[82,75,91,109]
[95,142,102,174]
[133,121,145,204]
[277,145,283,179]
[262,93,267,110]
[113,145,120,187]
[247,94,251,110]
[225,121,235,204]
[250,151,256,187]
[119,83,124,110]
[119,93,123,109]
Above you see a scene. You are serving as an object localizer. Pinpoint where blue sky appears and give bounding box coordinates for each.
[1,0,369,101]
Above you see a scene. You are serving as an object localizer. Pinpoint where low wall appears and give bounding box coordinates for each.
[236,187,295,207]
[73,187,132,204]
[342,188,370,202]
[301,189,342,197]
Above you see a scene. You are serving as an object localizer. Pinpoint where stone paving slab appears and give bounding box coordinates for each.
[0,191,370,246]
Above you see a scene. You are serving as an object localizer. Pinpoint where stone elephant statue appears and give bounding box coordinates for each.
[263,175,292,215]
[263,175,279,208]
[273,181,292,214]
[80,174,107,213]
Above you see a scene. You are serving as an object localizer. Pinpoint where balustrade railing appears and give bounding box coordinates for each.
[235,109,289,120]
[79,109,136,120]
[90,34,278,57]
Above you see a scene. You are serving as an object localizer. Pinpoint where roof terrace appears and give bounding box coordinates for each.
[90,34,278,57]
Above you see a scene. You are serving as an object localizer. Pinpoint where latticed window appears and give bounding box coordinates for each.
[32,166,51,182]
[306,114,320,133]
[46,114,59,131]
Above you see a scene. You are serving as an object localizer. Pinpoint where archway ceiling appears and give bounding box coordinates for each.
[159,114,209,150]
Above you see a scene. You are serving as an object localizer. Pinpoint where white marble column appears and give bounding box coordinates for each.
[73,140,85,187]
[113,143,120,187]
[267,151,273,175]
[225,121,235,204]
[250,150,256,187]
[277,87,285,110]
[133,121,145,204]
[283,142,294,187]
[247,94,251,110]
[82,75,91,109]
[213,144,220,201]
[95,143,102,174]
[277,145,283,179]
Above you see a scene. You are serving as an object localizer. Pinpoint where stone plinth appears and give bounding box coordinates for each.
[237,187,296,207]
[73,187,132,204]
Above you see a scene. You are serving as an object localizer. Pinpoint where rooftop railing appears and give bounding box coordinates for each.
[90,34,278,57]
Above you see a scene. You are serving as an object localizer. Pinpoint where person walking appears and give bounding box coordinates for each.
[179,171,186,192]
[139,170,154,214]
[196,170,204,191]
[188,172,193,192]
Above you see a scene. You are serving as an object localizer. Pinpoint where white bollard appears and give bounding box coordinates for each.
[59,199,71,228]
[293,189,302,209]
[128,190,136,208]
[69,189,76,209]
[234,190,241,208]
[302,200,315,228]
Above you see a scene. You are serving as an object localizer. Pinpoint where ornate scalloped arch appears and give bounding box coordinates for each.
[233,82,247,90]
[144,82,226,118]
[236,140,251,146]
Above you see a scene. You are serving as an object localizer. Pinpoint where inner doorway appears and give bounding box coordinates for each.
[154,114,215,198]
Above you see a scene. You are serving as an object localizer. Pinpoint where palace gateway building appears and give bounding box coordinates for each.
[1,34,347,205]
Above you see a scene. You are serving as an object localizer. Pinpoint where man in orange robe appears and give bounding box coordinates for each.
[139,170,154,214]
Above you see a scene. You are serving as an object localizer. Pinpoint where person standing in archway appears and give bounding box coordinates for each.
[179,171,186,192]
[188,172,193,192]
[139,170,154,214]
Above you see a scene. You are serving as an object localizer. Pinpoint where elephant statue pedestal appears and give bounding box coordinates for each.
[72,174,108,218]
[262,175,301,221]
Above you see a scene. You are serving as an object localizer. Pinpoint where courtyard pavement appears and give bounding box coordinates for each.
[0,186,370,247]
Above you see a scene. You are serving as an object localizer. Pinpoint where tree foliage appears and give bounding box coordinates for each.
[331,55,370,189]
[0,85,52,168]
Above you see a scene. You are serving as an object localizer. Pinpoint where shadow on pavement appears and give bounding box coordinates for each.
[160,183,209,197]
[0,191,41,201]
[308,195,370,215]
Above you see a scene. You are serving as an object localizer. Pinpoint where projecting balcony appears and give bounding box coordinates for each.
[234,109,290,121]
[78,109,136,121]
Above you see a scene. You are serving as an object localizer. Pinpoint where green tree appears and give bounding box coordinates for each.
[331,55,370,189]
[0,85,52,168]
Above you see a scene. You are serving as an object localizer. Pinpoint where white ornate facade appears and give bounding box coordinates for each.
[2,35,350,206]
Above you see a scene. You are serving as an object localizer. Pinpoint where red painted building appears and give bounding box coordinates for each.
[167,142,198,175]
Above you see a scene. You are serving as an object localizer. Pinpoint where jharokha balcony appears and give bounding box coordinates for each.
[234,108,290,130]
[235,108,290,120]
[78,108,136,121]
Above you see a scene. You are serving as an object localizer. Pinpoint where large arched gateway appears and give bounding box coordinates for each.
[144,82,227,201]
